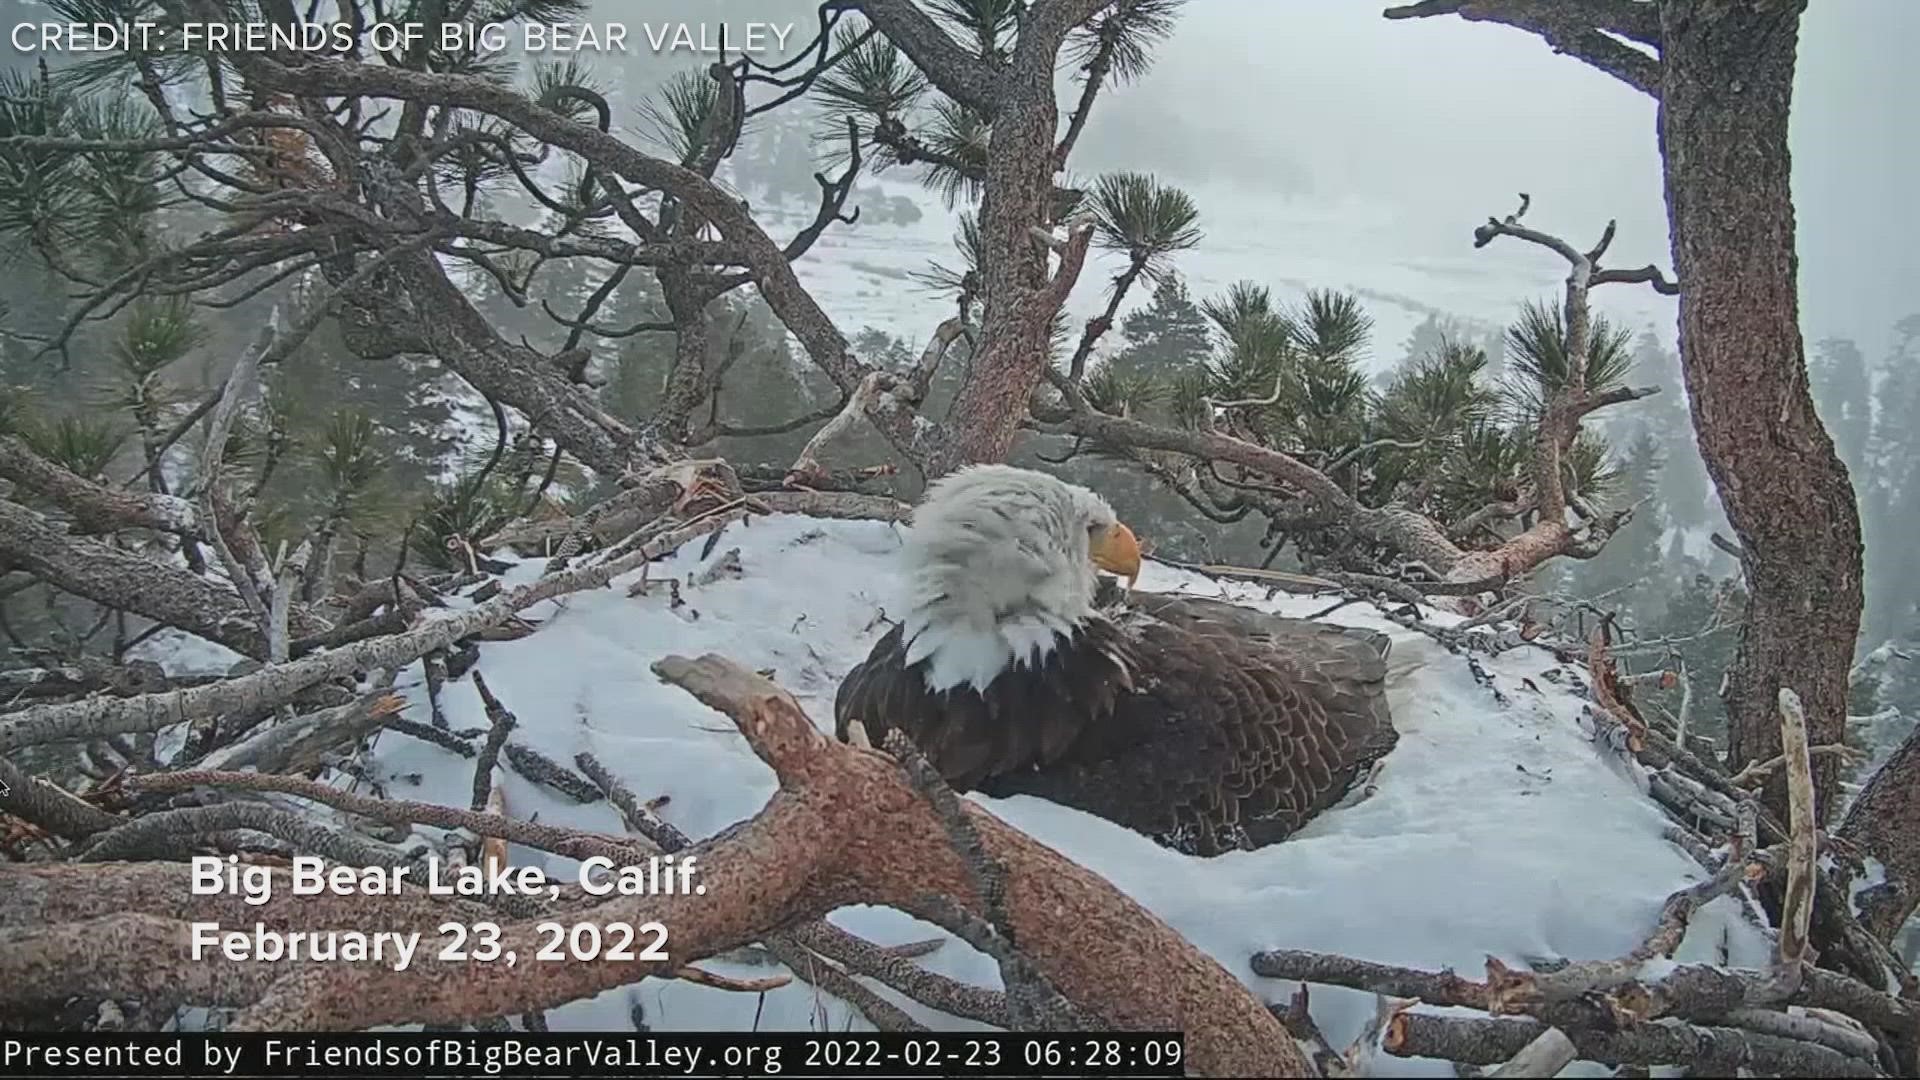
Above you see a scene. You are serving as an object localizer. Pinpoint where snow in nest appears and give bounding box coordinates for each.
[222,512,1769,1071]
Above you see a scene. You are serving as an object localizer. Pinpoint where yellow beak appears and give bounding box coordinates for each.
[1091,522,1142,587]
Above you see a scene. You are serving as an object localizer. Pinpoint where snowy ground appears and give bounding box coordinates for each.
[149,509,1771,1072]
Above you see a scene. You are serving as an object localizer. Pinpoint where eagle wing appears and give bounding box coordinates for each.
[834,589,1397,856]
[834,620,1135,791]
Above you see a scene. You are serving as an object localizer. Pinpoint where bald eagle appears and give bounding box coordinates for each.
[834,464,1400,857]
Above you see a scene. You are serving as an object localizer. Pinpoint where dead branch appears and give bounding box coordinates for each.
[763,937,927,1033]
[380,714,478,758]
[0,655,1305,1073]
[1383,1011,1878,1076]
[754,489,915,522]
[0,497,277,659]
[75,801,410,866]
[194,323,277,635]
[469,673,517,816]
[1274,985,1351,1077]
[1724,1006,1883,1063]
[199,683,404,775]
[0,755,120,841]
[502,743,599,803]
[791,920,1010,1029]
[909,316,970,402]
[1381,1,1664,99]
[479,460,741,555]
[574,751,692,852]
[266,539,312,664]
[1777,687,1818,973]
[1732,744,1870,788]
[127,769,644,869]
[787,371,888,486]
[0,435,203,537]
[1587,629,1648,754]
[1488,1025,1576,1078]
[1468,196,1662,527]
[0,502,740,754]
[576,749,1008,1029]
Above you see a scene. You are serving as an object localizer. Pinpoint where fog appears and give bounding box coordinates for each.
[1065,1,1919,358]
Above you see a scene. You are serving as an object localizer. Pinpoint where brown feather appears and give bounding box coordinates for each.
[832,588,1398,856]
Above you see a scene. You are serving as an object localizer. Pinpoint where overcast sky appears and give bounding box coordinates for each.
[1068,1,1918,360]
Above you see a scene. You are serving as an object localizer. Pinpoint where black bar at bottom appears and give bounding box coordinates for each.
[0,1031,1187,1078]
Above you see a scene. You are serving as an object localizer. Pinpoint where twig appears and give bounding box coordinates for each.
[574,751,693,851]
[502,742,600,803]
[0,503,742,753]
[468,671,516,814]
[1732,743,1868,789]
[381,715,479,757]
[1273,985,1351,1077]
[126,770,647,867]
[763,938,925,1032]
[792,920,1009,1028]
[882,729,1091,1031]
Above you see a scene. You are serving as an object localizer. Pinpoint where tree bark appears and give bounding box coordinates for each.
[0,656,1307,1075]
[0,497,268,659]
[1837,724,1920,942]
[0,436,203,537]
[1656,0,1862,825]
[925,1,1113,476]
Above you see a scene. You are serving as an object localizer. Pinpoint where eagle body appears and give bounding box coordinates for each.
[833,465,1399,857]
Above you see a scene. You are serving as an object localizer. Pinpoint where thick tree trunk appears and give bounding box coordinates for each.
[1837,726,1920,942]
[1656,0,1863,825]
[930,81,1059,475]
[925,2,1111,477]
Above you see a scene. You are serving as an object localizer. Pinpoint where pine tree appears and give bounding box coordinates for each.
[1563,427,1669,622]
[1862,323,1920,645]
[1639,572,1748,747]
[1631,331,1715,532]
[1113,276,1210,376]
[1811,336,1872,477]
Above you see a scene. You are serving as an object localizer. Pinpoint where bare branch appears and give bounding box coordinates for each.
[1777,687,1817,972]
[788,371,889,485]
[1383,1,1663,98]
[0,437,203,537]
[0,505,741,754]
[1489,1026,1576,1078]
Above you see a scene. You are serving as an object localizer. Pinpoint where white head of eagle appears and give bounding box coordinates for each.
[898,464,1143,693]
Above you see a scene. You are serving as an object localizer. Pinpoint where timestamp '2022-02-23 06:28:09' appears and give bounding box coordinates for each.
[0,1032,1189,1078]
